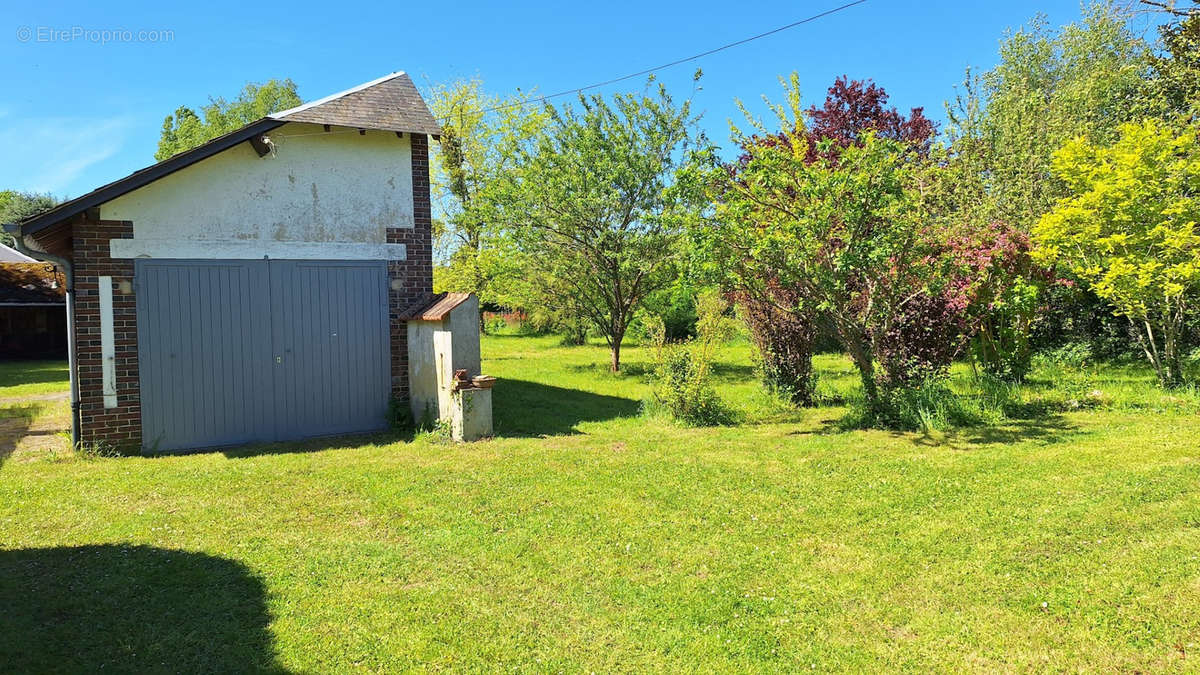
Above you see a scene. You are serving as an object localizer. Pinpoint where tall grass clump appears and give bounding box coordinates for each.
[644,293,740,426]
[842,380,999,433]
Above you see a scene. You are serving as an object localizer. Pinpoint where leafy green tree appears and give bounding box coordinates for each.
[428,79,548,320]
[495,80,709,372]
[156,79,301,160]
[1034,118,1200,387]
[943,3,1155,363]
[702,75,945,410]
[0,191,58,246]
[1145,8,1200,120]
[946,4,1152,233]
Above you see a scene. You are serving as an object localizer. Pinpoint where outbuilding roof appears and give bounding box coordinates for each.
[402,292,474,321]
[0,243,36,262]
[12,71,439,238]
[0,263,66,305]
[272,72,441,136]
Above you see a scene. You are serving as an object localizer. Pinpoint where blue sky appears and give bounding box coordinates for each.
[1,1,1162,199]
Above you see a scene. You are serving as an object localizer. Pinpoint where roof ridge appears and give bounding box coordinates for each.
[269,71,409,119]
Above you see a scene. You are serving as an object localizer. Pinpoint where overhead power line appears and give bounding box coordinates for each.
[435,0,870,122]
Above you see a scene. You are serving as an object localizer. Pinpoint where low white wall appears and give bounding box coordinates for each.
[407,321,440,424]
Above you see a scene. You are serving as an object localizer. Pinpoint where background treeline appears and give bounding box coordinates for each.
[428,2,1200,427]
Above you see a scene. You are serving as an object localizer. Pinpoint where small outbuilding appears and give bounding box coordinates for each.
[0,255,67,358]
[3,72,478,452]
[403,292,493,441]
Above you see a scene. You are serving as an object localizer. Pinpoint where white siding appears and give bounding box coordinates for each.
[101,123,414,260]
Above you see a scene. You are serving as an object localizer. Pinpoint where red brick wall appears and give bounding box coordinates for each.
[72,217,141,450]
[387,133,434,399]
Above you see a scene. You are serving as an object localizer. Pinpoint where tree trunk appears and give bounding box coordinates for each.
[609,315,627,372]
[1131,317,1166,387]
[854,352,879,410]
[835,321,879,409]
[1162,308,1185,388]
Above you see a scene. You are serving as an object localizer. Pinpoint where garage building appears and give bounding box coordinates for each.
[5,72,440,452]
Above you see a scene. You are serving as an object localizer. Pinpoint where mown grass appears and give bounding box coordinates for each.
[1,336,1198,671]
[0,360,69,399]
[0,361,71,465]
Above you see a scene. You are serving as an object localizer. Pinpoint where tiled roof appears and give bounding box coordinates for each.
[271,72,441,136]
[0,263,66,304]
[401,292,473,321]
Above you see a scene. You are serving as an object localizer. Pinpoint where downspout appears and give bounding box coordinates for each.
[3,223,80,446]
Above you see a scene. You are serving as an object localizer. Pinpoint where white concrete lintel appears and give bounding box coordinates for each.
[109,239,407,261]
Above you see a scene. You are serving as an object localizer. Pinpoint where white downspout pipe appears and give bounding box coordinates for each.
[3,223,80,446]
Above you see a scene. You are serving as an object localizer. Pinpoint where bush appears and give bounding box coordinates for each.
[640,285,699,340]
[1036,342,1094,370]
[1030,283,1144,361]
[508,305,589,342]
[874,291,966,389]
[1188,348,1200,382]
[731,286,817,406]
[646,347,739,426]
[644,293,740,426]
[946,222,1041,382]
[557,316,589,346]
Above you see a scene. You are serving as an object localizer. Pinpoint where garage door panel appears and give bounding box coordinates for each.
[136,260,275,452]
[269,260,390,440]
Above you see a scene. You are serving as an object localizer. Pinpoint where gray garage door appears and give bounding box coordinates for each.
[135,259,390,452]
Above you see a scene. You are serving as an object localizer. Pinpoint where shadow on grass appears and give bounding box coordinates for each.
[803,409,1078,447]
[567,361,654,377]
[883,415,1079,447]
[0,544,286,672]
[157,378,637,456]
[949,415,1078,446]
[565,361,756,381]
[219,378,639,452]
[494,378,641,437]
[219,430,404,459]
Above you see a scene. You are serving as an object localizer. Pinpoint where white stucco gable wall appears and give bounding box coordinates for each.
[102,122,412,260]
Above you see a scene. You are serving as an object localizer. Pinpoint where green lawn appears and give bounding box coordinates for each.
[0,360,69,399]
[1,336,1199,671]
